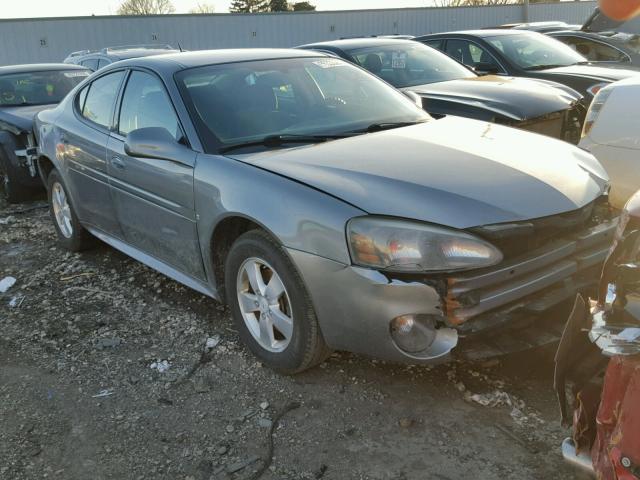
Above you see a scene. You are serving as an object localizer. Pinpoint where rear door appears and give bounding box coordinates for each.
[105,69,205,280]
[64,70,126,236]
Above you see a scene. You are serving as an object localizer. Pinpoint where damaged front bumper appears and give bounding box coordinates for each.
[288,216,618,364]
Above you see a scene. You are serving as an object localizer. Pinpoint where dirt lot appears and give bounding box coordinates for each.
[0,196,591,480]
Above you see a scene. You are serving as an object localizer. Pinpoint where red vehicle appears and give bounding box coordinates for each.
[555,191,640,479]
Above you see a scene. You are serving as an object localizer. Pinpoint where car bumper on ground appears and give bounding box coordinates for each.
[288,216,618,364]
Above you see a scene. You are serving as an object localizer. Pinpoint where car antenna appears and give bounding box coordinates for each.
[177,42,184,52]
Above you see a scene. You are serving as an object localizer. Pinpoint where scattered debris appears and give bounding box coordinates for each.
[205,335,221,351]
[259,401,269,411]
[225,425,235,433]
[8,295,25,308]
[193,377,210,393]
[91,389,115,398]
[258,418,273,429]
[0,216,14,225]
[95,337,122,350]
[150,360,170,373]
[398,418,413,428]
[60,272,95,281]
[0,276,16,293]
[227,455,260,474]
[465,390,512,408]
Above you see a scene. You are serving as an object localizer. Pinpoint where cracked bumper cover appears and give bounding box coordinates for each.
[287,218,618,364]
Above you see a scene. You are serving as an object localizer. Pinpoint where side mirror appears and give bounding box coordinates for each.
[403,90,423,109]
[474,62,500,75]
[124,127,190,162]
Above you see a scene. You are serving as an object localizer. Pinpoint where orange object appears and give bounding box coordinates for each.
[600,0,640,21]
[591,355,640,479]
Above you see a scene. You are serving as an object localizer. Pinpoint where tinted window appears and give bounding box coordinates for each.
[81,59,99,71]
[177,57,428,149]
[349,42,474,88]
[81,71,125,128]
[118,71,181,139]
[485,33,585,69]
[445,39,503,72]
[423,40,443,50]
[97,58,111,69]
[0,69,89,107]
[556,35,628,62]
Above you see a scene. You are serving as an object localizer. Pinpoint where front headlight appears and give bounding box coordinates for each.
[582,86,613,138]
[347,217,503,273]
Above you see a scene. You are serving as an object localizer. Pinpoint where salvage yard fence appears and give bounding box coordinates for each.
[0,1,598,66]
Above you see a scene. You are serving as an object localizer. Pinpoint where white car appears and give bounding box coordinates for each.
[579,77,640,209]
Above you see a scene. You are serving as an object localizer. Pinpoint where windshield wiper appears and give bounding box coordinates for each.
[219,134,352,154]
[523,64,573,71]
[356,120,428,133]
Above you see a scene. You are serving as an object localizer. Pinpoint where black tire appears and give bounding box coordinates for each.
[47,170,93,251]
[0,149,31,204]
[224,229,331,374]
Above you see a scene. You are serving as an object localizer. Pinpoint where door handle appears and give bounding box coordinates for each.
[110,156,125,170]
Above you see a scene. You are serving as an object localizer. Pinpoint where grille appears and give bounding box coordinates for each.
[471,201,608,260]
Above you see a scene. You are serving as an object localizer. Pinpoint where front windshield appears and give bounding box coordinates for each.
[0,70,90,106]
[486,33,586,69]
[348,42,476,88]
[176,57,429,150]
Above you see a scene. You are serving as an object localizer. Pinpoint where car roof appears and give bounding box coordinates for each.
[108,48,328,71]
[419,29,539,38]
[109,48,182,60]
[300,38,418,50]
[0,63,89,75]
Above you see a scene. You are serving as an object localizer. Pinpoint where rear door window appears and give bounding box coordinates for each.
[556,35,629,62]
[81,71,125,128]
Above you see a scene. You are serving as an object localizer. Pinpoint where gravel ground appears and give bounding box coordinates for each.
[0,196,591,480]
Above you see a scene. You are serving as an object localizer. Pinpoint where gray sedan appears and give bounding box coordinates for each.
[35,49,615,372]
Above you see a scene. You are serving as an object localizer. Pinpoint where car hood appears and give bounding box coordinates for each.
[541,64,640,81]
[403,75,580,121]
[0,104,54,133]
[228,117,608,229]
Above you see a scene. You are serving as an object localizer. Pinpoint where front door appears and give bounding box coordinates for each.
[106,70,205,280]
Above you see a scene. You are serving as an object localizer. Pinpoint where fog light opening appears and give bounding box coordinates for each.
[390,314,438,354]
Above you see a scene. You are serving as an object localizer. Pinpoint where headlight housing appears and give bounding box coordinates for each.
[582,86,613,138]
[347,217,503,273]
[586,82,609,97]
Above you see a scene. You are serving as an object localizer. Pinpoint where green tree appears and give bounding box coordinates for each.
[229,0,269,12]
[269,0,290,11]
[292,1,316,10]
[117,0,175,15]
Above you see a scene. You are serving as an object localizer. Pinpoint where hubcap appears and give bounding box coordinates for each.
[236,257,293,353]
[51,182,73,238]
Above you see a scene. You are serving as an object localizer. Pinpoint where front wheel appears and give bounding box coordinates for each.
[224,230,331,373]
[47,170,93,251]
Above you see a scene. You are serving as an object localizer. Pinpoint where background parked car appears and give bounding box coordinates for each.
[63,44,181,71]
[0,64,90,202]
[299,38,585,143]
[579,77,640,209]
[547,30,640,69]
[415,30,640,102]
[36,49,615,372]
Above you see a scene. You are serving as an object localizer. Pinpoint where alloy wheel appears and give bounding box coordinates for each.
[51,182,73,238]
[236,257,294,353]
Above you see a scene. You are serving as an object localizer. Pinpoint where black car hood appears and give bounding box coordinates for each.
[229,117,608,229]
[540,64,640,81]
[0,104,55,134]
[403,75,580,121]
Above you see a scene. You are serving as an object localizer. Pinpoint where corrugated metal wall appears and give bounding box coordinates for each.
[0,1,597,66]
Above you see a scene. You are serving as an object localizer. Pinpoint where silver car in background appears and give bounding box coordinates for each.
[35,49,616,372]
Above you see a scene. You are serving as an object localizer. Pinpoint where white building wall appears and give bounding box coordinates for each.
[0,1,598,66]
